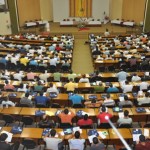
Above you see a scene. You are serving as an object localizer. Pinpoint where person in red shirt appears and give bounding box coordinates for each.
[55,44,62,52]
[4,80,15,91]
[77,114,93,127]
[97,105,113,124]
[135,134,150,150]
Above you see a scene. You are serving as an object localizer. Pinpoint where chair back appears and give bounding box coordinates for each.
[22,139,36,149]
[51,103,61,108]
[10,141,20,150]
[118,123,132,128]
[99,123,111,129]
[21,116,34,126]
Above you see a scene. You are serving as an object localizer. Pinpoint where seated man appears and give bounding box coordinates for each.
[79,74,89,83]
[69,91,84,106]
[46,82,59,94]
[106,83,119,93]
[135,134,150,150]
[34,92,49,106]
[68,131,85,150]
[103,94,115,107]
[77,114,93,127]
[97,105,113,125]
[3,80,15,91]
[43,129,64,150]
[117,110,132,127]
[0,133,11,150]
[64,78,78,93]
[137,92,150,106]
[34,81,44,92]
[20,92,33,107]
[90,137,105,150]
[118,95,133,107]
[58,108,75,125]
[121,81,133,93]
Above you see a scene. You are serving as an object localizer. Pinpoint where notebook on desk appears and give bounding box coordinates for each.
[88,95,97,99]
[113,107,123,112]
[63,128,73,135]
[136,107,146,113]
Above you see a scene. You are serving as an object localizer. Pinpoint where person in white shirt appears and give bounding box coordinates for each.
[10,54,19,65]
[131,73,141,82]
[103,94,115,106]
[79,74,89,83]
[104,28,110,37]
[68,131,85,150]
[2,96,15,107]
[122,81,133,93]
[138,79,149,91]
[43,129,63,150]
[50,58,58,66]
[46,83,59,94]
[13,71,25,81]
[137,92,150,105]
[39,72,50,82]
[53,35,58,41]
[116,69,128,82]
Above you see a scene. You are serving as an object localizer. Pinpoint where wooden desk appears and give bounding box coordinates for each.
[1,127,21,138]
[1,107,22,115]
[20,128,43,139]
[109,128,132,142]
[19,108,39,116]
[131,107,150,122]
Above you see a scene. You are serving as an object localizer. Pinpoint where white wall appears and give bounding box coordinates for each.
[0,12,12,35]
[53,0,69,22]
[92,0,110,20]
[53,0,110,22]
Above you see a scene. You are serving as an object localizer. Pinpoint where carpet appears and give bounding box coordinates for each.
[78,27,90,31]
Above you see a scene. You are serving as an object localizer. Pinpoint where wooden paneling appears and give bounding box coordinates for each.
[144,0,150,32]
[17,0,41,27]
[122,0,146,23]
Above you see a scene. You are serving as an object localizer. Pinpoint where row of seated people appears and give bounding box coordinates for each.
[1,124,148,150]
[0,104,149,129]
[0,73,149,93]
[0,68,150,82]
[0,88,150,109]
[0,33,74,43]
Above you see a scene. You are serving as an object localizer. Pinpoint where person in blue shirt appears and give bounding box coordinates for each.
[34,92,49,106]
[69,91,84,105]
[29,58,38,66]
[0,57,7,66]
[106,83,119,93]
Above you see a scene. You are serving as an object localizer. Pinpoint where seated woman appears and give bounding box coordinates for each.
[38,114,55,128]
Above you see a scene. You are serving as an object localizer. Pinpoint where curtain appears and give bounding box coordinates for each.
[70,0,92,17]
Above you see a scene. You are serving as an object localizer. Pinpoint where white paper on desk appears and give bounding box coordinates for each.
[145,108,150,113]
[12,81,18,85]
[59,131,64,136]
[1,131,13,142]
[82,111,89,116]
[73,127,82,133]
[28,95,32,100]
[98,131,106,139]
[119,97,124,102]
[133,134,140,142]
[88,135,96,143]
[118,112,124,118]
[144,129,149,137]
